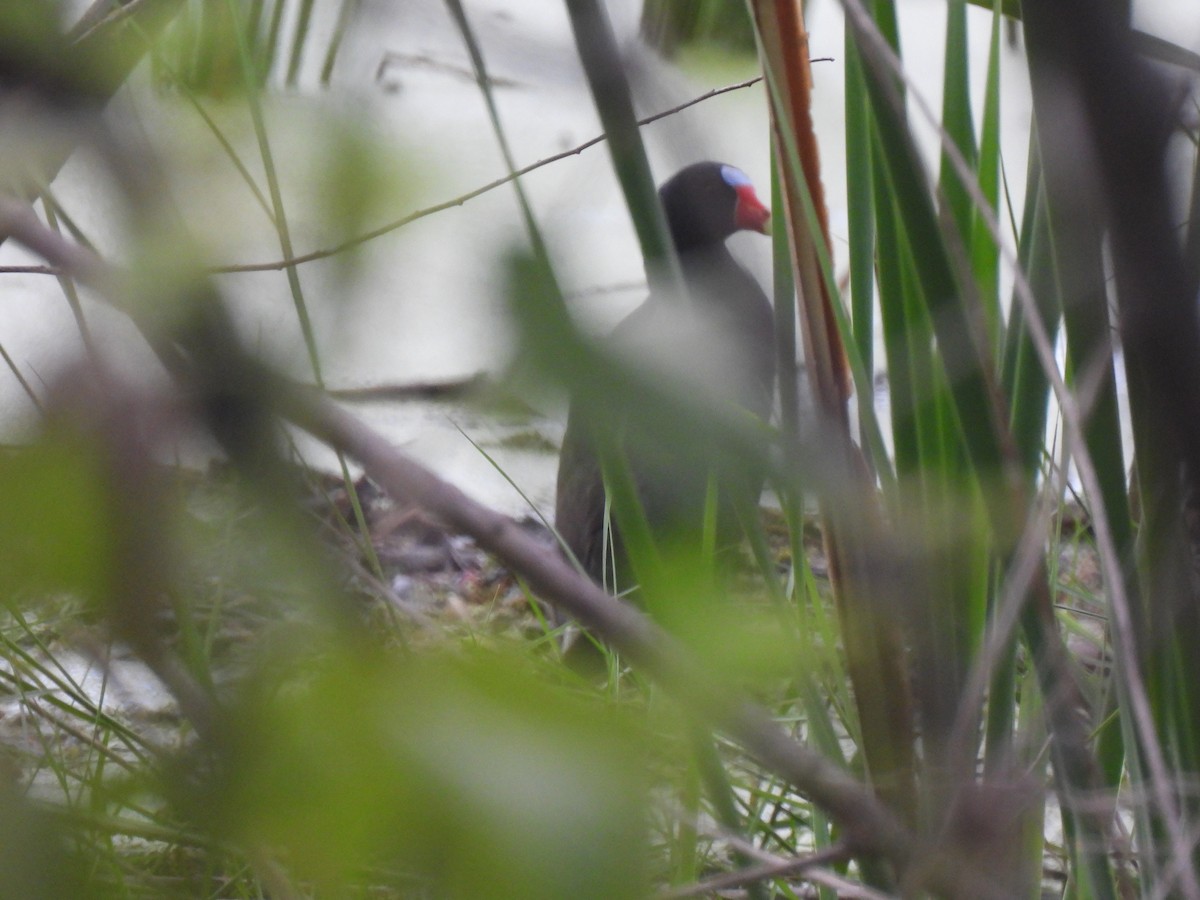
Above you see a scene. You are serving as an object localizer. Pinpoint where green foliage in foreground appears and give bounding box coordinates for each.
[0,0,1199,897]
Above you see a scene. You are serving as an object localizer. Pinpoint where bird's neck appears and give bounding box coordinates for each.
[676,242,751,296]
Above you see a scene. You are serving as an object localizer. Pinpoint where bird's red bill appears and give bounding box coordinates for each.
[734,184,771,234]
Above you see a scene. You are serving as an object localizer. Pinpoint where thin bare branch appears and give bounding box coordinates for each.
[0,75,774,279]
[0,264,60,275]
[210,74,772,274]
[325,373,488,402]
[659,842,862,899]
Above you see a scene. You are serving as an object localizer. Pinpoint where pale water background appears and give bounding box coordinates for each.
[1,0,1197,521]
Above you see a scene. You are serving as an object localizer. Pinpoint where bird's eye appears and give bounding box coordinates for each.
[719,165,753,189]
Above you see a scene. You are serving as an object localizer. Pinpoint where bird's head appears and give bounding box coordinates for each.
[659,161,771,251]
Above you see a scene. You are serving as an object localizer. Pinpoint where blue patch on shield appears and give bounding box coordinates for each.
[720,165,752,189]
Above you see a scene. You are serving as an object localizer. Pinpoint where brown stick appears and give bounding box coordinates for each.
[748,0,918,833]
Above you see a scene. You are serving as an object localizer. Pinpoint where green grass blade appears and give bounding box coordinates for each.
[937,0,978,246]
[770,145,801,449]
[844,23,875,386]
[320,0,358,84]
[563,0,683,292]
[284,0,315,86]
[969,0,1003,355]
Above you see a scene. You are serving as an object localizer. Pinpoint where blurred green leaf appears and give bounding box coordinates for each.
[640,0,757,58]
[0,788,91,900]
[221,648,650,897]
[0,439,114,603]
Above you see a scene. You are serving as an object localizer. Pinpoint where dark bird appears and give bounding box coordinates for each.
[554,161,776,591]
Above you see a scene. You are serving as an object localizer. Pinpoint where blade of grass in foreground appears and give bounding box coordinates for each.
[844,22,874,396]
[967,0,1003,354]
[937,0,979,249]
[563,0,683,294]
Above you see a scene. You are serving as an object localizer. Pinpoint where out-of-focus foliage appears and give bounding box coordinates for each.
[640,0,756,58]
[0,787,89,900]
[214,649,649,897]
[0,439,114,602]
[0,0,1199,897]
[155,0,359,92]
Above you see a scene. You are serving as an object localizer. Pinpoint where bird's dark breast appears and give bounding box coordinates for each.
[679,248,776,416]
[555,252,775,587]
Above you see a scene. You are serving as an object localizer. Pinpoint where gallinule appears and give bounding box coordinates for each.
[555,161,775,590]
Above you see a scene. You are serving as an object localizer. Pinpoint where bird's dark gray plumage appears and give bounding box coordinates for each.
[555,161,776,590]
